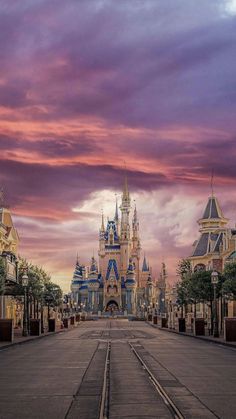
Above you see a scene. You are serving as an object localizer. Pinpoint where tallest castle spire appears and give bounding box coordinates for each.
[122,175,131,208]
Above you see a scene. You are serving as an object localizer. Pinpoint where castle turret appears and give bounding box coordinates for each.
[99,212,105,257]
[114,195,119,234]
[120,176,131,276]
[88,256,100,312]
[125,257,137,314]
[131,204,141,286]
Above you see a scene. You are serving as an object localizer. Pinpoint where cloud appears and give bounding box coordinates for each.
[0,0,236,290]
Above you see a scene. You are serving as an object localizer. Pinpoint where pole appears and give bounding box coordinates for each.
[22,287,28,337]
[213,284,219,338]
[41,300,44,333]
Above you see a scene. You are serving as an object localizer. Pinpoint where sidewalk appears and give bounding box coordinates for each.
[0,324,80,351]
[147,321,236,349]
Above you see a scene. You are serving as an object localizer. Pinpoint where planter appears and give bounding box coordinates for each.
[63,318,70,328]
[75,314,81,322]
[224,317,236,342]
[0,319,13,342]
[153,315,158,325]
[48,319,56,332]
[30,319,41,336]
[178,318,186,333]
[193,318,205,336]
[160,317,168,328]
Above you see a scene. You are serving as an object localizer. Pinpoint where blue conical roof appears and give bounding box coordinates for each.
[142,255,148,272]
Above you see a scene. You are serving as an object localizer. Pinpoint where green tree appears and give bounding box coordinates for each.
[176,259,192,280]
[222,262,236,299]
[13,258,63,320]
[43,282,63,308]
[176,259,192,316]
[0,257,6,295]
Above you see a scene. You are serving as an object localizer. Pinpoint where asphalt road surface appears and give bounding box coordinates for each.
[0,319,235,419]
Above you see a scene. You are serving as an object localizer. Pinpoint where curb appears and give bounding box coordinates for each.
[0,324,81,352]
[146,321,236,350]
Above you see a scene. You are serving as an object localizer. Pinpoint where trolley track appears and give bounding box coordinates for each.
[66,320,217,418]
[129,342,184,419]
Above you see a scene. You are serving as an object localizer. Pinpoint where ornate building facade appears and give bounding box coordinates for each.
[71,179,156,314]
[189,194,236,272]
[188,192,236,317]
[0,196,20,319]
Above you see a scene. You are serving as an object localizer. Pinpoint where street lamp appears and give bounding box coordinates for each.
[211,271,219,338]
[22,270,29,337]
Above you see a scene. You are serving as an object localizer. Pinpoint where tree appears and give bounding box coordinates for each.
[0,257,6,295]
[187,271,213,303]
[222,262,236,299]
[176,279,189,317]
[12,258,63,320]
[176,259,192,316]
[43,282,62,307]
[176,259,192,280]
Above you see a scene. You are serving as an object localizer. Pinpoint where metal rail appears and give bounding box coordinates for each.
[129,342,185,419]
[99,341,111,419]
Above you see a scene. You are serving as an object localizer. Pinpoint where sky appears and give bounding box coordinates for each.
[0,0,236,292]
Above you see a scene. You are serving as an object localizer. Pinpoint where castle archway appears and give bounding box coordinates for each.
[105,300,119,312]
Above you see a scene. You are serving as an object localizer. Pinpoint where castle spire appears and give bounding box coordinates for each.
[115,195,119,222]
[133,203,137,223]
[101,210,105,232]
[122,172,130,206]
[142,254,149,272]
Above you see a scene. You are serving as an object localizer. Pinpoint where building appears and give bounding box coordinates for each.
[188,192,236,317]
[0,195,20,320]
[71,179,157,315]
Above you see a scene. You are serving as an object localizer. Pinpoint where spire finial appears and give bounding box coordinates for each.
[122,161,130,201]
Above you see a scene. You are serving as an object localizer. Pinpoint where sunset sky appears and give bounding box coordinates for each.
[1,0,236,292]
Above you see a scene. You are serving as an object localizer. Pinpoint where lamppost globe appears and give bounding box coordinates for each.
[22,273,29,287]
[211,271,219,285]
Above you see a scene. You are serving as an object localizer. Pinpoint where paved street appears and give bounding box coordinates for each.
[0,319,235,419]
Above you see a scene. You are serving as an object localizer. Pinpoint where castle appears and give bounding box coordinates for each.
[71,178,157,314]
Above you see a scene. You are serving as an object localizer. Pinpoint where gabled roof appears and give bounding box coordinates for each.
[105,259,119,281]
